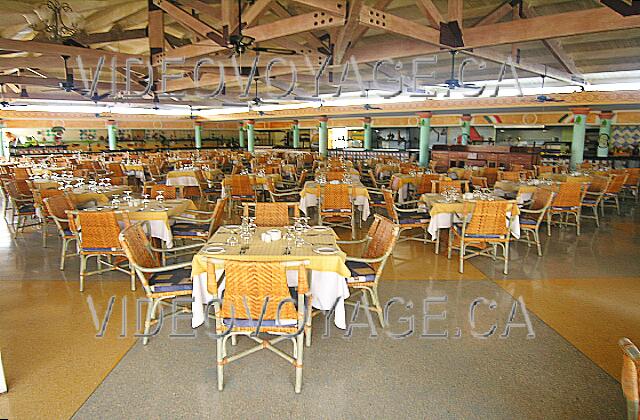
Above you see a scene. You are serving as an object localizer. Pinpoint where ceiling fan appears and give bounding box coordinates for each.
[361,89,382,110]
[429,50,483,91]
[0,84,28,108]
[45,55,110,102]
[535,75,565,103]
[195,0,297,56]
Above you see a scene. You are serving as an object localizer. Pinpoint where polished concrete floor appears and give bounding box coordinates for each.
[0,199,638,419]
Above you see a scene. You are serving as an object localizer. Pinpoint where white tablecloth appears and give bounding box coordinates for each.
[299,193,370,221]
[427,212,521,240]
[191,269,350,329]
[166,176,199,187]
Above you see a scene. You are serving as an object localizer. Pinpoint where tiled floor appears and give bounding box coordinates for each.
[0,200,638,419]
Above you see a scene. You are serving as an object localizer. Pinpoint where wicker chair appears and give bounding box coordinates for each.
[432,180,468,193]
[119,223,201,345]
[414,173,442,195]
[170,197,228,248]
[621,168,639,202]
[548,182,587,236]
[534,165,555,177]
[43,194,78,270]
[447,200,518,274]
[73,210,134,291]
[318,183,355,239]
[483,167,499,187]
[326,171,345,182]
[4,180,36,237]
[382,188,437,251]
[150,184,178,199]
[602,173,629,215]
[519,188,554,256]
[619,337,640,420]
[149,163,166,183]
[264,178,301,203]
[470,176,489,190]
[581,176,611,227]
[32,188,64,247]
[336,214,399,327]
[206,259,310,393]
[243,202,300,226]
[228,174,257,216]
[497,171,523,182]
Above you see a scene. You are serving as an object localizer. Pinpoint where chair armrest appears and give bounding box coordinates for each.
[345,255,386,264]
[271,190,300,198]
[136,261,192,273]
[520,208,545,214]
[336,236,370,244]
[150,242,204,253]
[171,215,213,223]
[184,209,214,215]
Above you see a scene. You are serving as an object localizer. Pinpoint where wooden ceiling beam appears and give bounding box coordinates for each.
[520,5,580,75]
[176,0,222,22]
[243,11,343,43]
[0,75,121,91]
[221,0,239,35]
[241,0,273,27]
[153,0,226,46]
[357,5,441,45]
[415,0,444,28]
[73,29,148,45]
[447,0,463,26]
[288,0,346,16]
[474,1,514,26]
[0,38,144,62]
[268,1,325,52]
[83,2,147,33]
[333,0,364,64]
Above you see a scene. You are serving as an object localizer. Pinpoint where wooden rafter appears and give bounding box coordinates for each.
[73,29,148,45]
[289,0,346,15]
[333,0,364,64]
[415,0,443,28]
[153,0,226,46]
[0,38,143,62]
[268,1,325,52]
[241,0,273,28]
[474,1,515,26]
[358,5,440,45]
[447,0,463,26]
[521,5,580,75]
[177,0,221,21]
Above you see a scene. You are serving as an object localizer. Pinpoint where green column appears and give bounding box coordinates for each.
[292,120,300,148]
[318,116,328,157]
[194,122,202,149]
[597,111,613,158]
[0,120,5,158]
[107,120,117,151]
[418,112,432,167]
[246,119,255,153]
[570,108,590,170]
[238,122,245,149]
[460,114,472,146]
[363,117,372,150]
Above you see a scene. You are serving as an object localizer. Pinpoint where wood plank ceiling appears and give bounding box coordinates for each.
[0,0,638,106]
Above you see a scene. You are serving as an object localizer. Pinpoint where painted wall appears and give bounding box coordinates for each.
[612,125,640,148]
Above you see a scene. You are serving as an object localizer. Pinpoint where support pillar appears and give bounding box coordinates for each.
[460,114,472,145]
[0,120,5,158]
[194,121,202,149]
[246,119,255,153]
[318,116,328,157]
[292,120,300,148]
[363,117,372,150]
[570,108,590,170]
[418,112,433,167]
[107,120,117,151]
[238,122,245,149]
[597,111,614,158]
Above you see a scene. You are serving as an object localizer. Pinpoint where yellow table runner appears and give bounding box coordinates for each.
[420,193,520,217]
[300,181,370,200]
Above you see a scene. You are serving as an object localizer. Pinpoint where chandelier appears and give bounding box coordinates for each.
[28,0,79,41]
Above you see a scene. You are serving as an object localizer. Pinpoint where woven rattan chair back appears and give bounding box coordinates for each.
[382,188,398,222]
[529,188,554,211]
[150,185,177,199]
[535,165,554,176]
[416,174,441,194]
[587,176,611,193]
[108,163,125,177]
[625,169,640,187]
[607,173,629,194]
[483,167,498,186]
[363,215,398,260]
[77,211,125,250]
[210,197,228,233]
[219,261,307,325]
[297,170,308,188]
[119,223,160,285]
[553,182,585,208]
[247,202,296,227]
[434,180,465,193]
[464,200,514,237]
[44,195,74,228]
[321,183,351,212]
[471,176,488,189]
[498,171,522,182]
[230,175,254,197]
[326,171,345,181]
[619,337,640,420]
[13,167,30,179]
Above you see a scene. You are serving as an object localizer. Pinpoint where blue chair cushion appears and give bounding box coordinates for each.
[398,212,429,224]
[222,318,297,328]
[323,208,351,213]
[18,204,35,214]
[172,223,209,237]
[520,218,537,226]
[582,199,597,205]
[552,206,578,210]
[370,198,386,205]
[63,228,74,236]
[149,268,193,293]
[231,194,255,199]
[346,260,376,283]
[203,188,219,193]
[82,247,120,252]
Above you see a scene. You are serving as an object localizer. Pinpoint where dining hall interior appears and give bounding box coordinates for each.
[0,0,639,418]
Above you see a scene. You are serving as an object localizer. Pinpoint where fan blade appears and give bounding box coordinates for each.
[251,46,297,56]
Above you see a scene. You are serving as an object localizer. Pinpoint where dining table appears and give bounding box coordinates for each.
[419,193,521,240]
[190,226,352,329]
